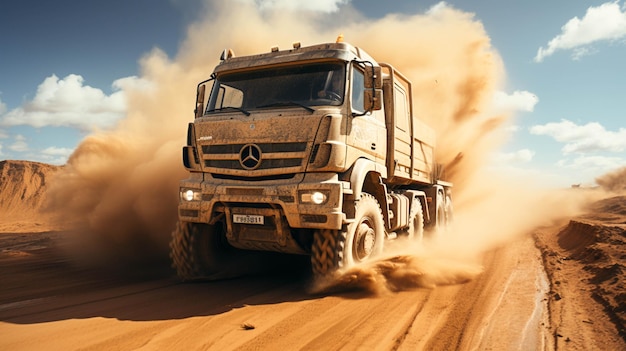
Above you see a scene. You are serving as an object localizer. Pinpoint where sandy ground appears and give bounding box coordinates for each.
[0,231,545,350]
[1,208,624,351]
[1,159,625,349]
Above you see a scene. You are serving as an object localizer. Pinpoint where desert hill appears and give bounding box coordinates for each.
[535,195,626,342]
[0,160,61,232]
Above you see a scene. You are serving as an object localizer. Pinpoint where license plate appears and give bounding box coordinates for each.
[233,214,264,225]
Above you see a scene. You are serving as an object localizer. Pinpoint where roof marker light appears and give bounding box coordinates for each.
[219,48,235,61]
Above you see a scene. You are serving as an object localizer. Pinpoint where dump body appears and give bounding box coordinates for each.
[171,41,452,279]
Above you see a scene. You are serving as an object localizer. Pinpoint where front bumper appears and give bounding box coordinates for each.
[177,173,347,230]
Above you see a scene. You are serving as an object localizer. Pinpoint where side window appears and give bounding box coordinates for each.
[217,84,244,108]
[351,66,365,113]
[207,83,244,113]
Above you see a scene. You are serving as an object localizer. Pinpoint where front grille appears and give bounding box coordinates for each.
[205,158,301,169]
[201,142,308,172]
[202,142,306,154]
[212,173,296,181]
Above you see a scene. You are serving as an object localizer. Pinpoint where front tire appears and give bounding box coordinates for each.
[170,221,232,281]
[311,193,385,277]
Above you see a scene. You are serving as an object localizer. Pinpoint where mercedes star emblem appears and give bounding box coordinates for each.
[239,144,262,170]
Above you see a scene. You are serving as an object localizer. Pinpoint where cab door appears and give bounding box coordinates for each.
[346,65,386,163]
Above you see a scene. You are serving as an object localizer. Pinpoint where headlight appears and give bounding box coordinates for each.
[181,188,201,202]
[300,191,328,205]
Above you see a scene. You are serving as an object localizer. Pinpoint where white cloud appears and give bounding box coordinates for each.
[535,1,626,62]
[112,75,154,92]
[42,146,74,157]
[530,119,626,154]
[0,74,149,131]
[504,125,521,133]
[494,149,536,164]
[0,144,3,156]
[9,134,29,152]
[555,154,626,186]
[0,129,8,139]
[250,0,350,12]
[426,1,451,15]
[492,90,539,112]
[0,97,6,115]
[492,154,624,188]
[571,46,599,61]
[39,146,74,165]
[556,154,625,170]
[43,156,68,165]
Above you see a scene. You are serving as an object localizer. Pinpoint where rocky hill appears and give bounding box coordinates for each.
[535,195,626,343]
[0,160,61,232]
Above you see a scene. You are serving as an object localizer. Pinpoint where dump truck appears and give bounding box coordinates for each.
[170,38,453,280]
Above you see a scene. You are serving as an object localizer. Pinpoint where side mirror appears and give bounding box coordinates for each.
[364,65,382,111]
[364,66,382,89]
[195,84,206,118]
[364,89,382,111]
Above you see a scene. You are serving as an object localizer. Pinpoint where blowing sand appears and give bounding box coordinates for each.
[1,2,625,349]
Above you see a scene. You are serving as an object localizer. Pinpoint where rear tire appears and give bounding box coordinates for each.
[445,195,454,225]
[407,199,425,242]
[426,191,446,237]
[311,193,385,277]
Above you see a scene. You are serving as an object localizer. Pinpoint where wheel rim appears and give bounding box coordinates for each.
[353,219,376,261]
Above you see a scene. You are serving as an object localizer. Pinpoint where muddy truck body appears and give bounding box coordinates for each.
[171,40,453,280]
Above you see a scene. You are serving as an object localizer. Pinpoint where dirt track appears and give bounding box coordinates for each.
[2,192,626,350]
[0,230,567,350]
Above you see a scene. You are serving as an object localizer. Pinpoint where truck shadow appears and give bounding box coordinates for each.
[0,239,369,324]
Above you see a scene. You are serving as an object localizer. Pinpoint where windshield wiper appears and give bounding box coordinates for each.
[257,101,315,113]
[206,106,251,116]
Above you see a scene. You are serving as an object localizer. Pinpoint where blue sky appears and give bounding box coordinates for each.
[0,0,625,187]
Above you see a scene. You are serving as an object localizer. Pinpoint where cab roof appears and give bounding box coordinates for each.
[214,42,378,74]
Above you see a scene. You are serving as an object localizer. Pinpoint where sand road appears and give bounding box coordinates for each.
[0,231,552,351]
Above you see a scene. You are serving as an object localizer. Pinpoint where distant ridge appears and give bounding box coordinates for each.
[0,160,61,232]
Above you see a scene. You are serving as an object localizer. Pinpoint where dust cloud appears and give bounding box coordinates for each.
[46,1,594,282]
[596,166,626,193]
[311,242,485,295]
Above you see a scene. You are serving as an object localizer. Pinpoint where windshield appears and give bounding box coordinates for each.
[205,62,346,114]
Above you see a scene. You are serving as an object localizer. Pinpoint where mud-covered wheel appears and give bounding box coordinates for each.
[311,229,341,277]
[445,195,454,225]
[426,191,446,237]
[170,221,231,281]
[407,199,425,242]
[311,193,385,277]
